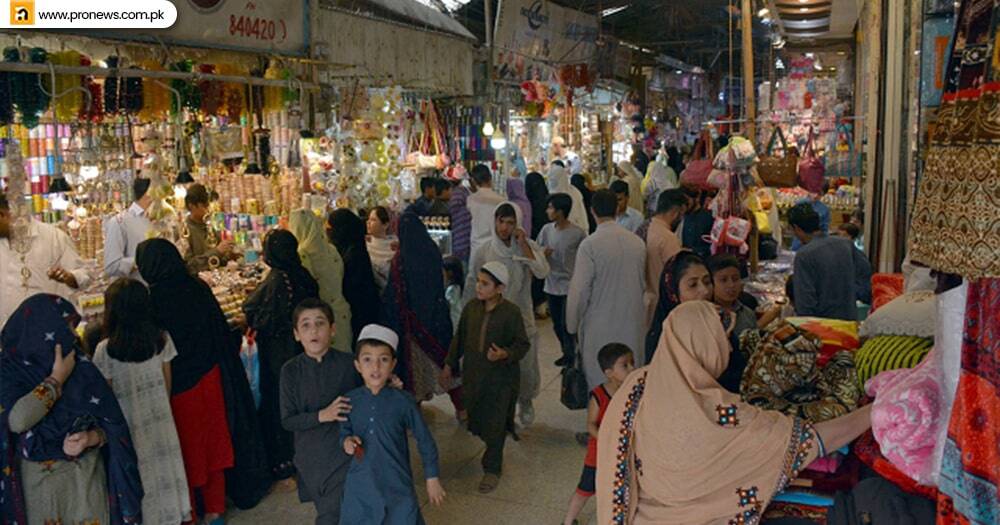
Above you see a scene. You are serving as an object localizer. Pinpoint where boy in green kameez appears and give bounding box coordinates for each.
[440,261,529,494]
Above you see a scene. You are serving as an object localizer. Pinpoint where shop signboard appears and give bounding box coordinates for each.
[71,0,309,56]
[493,0,599,83]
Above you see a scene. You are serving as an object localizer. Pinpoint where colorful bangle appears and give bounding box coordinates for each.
[42,376,62,399]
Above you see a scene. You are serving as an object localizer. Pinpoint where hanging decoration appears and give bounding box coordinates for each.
[49,50,83,120]
[168,59,200,115]
[197,64,225,116]
[78,55,104,122]
[139,60,170,120]
[217,64,246,121]
[8,47,51,128]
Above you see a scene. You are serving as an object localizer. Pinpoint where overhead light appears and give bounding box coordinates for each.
[837,50,846,55]
[799,0,809,3]
[799,7,808,12]
[914,49,921,55]
[482,121,495,136]
[829,67,837,71]
[814,62,823,71]
[805,52,815,58]
[490,128,507,150]
[675,70,683,74]
[757,7,769,17]
[601,5,629,17]
[776,58,785,69]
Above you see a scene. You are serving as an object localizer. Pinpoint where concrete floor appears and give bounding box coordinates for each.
[228,319,598,525]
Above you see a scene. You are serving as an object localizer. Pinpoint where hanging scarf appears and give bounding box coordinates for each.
[381,212,453,390]
[1,294,143,525]
[597,301,818,525]
[505,177,533,233]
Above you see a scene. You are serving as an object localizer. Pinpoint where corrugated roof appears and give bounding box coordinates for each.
[357,0,476,40]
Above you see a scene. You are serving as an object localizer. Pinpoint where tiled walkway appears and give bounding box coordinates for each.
[229,319,598,524]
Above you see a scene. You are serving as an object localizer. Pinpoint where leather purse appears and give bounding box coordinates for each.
[758,126,798,187]
[798,126,826,193]
[680,132,715,190]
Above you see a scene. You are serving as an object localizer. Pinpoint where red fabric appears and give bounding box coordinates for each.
[584,385,612,467]
[936,279,1000,525]
[171,366,234,508]
[852,431,938,500]
[870,273,905,313]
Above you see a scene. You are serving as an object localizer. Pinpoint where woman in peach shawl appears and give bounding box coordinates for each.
[596,301,872,525]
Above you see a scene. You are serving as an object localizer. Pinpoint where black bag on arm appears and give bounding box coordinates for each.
[827,476,936,525]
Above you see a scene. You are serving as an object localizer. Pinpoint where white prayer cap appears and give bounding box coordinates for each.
[357,324,399,351]
[481,261,509,286]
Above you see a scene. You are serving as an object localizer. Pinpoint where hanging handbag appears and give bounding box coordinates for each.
[758,126,799,187]
[560,348,589,410]
[680,132,715,190]
[798,126,826,193]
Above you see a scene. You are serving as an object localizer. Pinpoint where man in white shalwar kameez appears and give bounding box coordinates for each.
[465,201,550,426]
[566,190,647,389]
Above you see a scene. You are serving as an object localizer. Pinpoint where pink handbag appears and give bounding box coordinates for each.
[798,126,825,193]
[680,132,715,190]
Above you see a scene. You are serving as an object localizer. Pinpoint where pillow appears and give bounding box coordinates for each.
[854,335,933,388]
[870,273,904,313]
[859,291,936,338]
[786,317,860,366]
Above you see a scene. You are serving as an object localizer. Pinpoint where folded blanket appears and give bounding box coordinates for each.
[867,358,942,485]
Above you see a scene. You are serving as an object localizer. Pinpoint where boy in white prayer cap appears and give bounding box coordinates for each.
[440,261,530,494]
[339,324,446,523]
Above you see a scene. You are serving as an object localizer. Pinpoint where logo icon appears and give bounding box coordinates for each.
[519,0,548,30]
[10,0,35,25]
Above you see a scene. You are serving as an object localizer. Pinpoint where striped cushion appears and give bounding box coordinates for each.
[855,335,933,388]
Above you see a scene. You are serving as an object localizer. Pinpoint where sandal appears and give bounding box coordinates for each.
[478,473,500,494]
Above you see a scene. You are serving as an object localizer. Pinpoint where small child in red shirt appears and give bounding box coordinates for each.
[562,343,635,525]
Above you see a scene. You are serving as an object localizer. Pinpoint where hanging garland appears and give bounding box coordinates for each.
[48,50,82,120]
[78,55,104,122]
[197,63,224,116]
[104,55,121,114]
[169,59,200,115]
[139,60,170,120]
[7,47,50,129]
[216,63,246,121]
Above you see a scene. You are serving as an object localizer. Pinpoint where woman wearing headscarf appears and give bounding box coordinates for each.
[137,239,270,515]
[289,209,353,351]
[547,164,590,234]
[327,209,382,343]
[641,158,679,217]
[615,161,645,214]
[645,251,713,363]
[597,301,873,525]
[465,202,550,425]
[365,206,398,292]
[524,172,549,240]
[570,174,597,233]
[1,294,143,525]
[243,229,319,480]
[506,177,533,233]
[382,212,465,418]
[524,172,550,312]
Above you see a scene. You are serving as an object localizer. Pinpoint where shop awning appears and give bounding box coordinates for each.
[330,0,476,41]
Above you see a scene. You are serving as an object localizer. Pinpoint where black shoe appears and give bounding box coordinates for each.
[554,356,570,367]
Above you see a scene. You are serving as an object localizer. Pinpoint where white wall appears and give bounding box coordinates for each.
[313,7,475,96]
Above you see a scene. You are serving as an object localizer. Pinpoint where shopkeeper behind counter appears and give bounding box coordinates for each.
[0,193,91,329]
[183,184,237,272]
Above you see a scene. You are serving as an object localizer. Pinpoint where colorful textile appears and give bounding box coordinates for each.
[763,501,829,525]
[908,0,1000,278]
[741,322,863,423]
[786,317,860,366]
[854,336,934,389]
[937,279,1000,525]
[0,294,143,525]
[866,353,944,486]
[860,291,937,339]
[871,273,905,313]
[853,431,938,501]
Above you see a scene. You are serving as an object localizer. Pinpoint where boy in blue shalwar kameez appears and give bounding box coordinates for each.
[339,324,446,524]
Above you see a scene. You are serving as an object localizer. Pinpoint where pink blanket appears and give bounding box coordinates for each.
[865,353,942,486]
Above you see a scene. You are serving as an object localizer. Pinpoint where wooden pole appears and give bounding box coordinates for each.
[741,0,759,274]
[741,0,756,141]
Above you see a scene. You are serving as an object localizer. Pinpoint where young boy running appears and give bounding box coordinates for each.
[440,261,530,494]
[562,343,635,525]
[340,324,446,524]
[280,298,361,524]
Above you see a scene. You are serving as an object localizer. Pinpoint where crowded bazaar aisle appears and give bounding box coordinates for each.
[227,320,596,525]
